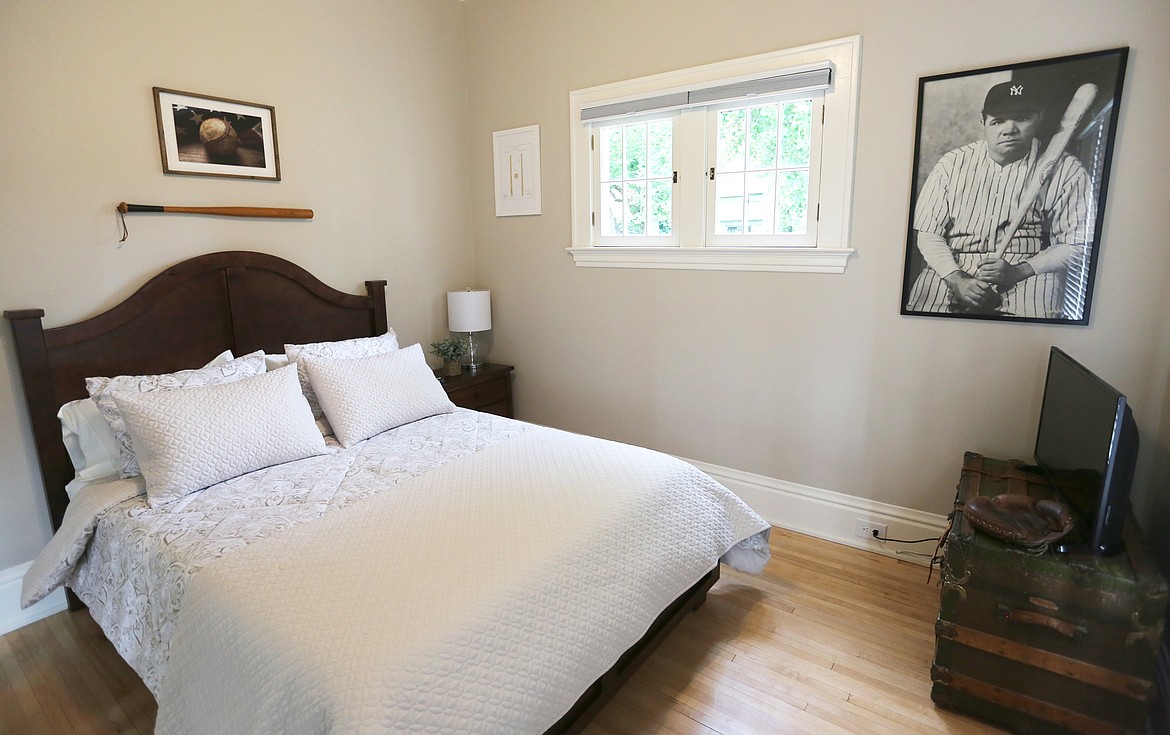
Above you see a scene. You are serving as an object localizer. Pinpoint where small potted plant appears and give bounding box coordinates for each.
[430,338,467,377]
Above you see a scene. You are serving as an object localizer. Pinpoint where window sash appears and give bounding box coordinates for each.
[590,94,825,249]
[591,110,679,246]
[705,94,825,247]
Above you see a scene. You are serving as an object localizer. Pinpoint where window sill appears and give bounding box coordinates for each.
[565,246,855,273]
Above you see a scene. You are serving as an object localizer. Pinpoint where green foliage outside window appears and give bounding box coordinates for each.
[716,98,813,235]
[602,120,673,236]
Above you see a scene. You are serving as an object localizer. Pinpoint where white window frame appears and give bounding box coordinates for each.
[704,94,825,247]
[568,35,860,273]
[593,110,680,247]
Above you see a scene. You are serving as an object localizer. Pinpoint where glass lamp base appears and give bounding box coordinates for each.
[451,330,490,369]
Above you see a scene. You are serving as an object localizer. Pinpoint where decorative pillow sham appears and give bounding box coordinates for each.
[86,351,265,479]
[284,331,400,428]
[112,365,327,508]
[300,343,455,448]
[60,350,236,483]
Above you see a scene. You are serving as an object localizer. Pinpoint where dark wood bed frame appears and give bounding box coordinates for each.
[4,250,716,734]
[5,251,388,537]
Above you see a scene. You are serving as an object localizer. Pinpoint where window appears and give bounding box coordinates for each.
[568,36,860,273]
[708,96,822,245]
[596,113,677,244]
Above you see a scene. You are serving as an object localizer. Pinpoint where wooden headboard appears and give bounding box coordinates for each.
[5,251,388,533]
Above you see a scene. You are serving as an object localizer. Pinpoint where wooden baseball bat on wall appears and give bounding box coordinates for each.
[991,83,1097,259]
[115,201,313,241]
[117,202,314,219]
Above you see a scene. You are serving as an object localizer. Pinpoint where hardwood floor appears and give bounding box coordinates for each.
[0,604,155,734]
[584,529,1007,735]
[0,529,1006,735]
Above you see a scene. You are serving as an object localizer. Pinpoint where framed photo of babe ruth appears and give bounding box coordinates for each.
[900,47,1128,324]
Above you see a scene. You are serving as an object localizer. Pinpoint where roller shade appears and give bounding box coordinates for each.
[579,91,689,123]
[581,66,831,123]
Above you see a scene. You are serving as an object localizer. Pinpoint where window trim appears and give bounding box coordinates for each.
[565,245,855,272]
[568,35,861,273]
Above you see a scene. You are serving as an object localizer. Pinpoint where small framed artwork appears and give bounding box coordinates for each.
[493,125,542,216]
[153,87,280,180]
[900,48,1128,324]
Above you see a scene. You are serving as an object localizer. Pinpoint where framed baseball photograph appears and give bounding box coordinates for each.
[153,88,281,180]
[900,48,1128,324]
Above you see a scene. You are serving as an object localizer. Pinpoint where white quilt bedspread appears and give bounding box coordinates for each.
[25,410,770,734]
[24,410,533,693]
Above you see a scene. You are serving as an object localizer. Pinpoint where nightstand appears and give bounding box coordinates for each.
[437,363,514,418]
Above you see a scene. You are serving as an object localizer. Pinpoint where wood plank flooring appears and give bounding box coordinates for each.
[0,529,1006,734]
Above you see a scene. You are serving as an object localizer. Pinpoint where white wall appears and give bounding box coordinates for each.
[462,0,1170,557]
[0,0,473,570]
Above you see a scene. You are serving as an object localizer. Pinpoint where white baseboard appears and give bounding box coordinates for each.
[0,562,68,636]
[0,462,947,634]
[683,457,949,567]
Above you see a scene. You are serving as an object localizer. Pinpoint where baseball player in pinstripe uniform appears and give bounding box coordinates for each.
[906,82,1093,318]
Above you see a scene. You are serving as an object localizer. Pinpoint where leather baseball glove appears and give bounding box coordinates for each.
[963,494,1074,548]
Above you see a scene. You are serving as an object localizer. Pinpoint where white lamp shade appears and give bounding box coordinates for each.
[447,290,492,332]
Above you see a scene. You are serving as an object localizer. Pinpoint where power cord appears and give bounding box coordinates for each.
[895,550,936,560]
[872,529,940,544]
[868,530,943,564]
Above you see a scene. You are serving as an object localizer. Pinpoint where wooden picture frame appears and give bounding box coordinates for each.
[900,48,1128,324]
[153,87,280,180]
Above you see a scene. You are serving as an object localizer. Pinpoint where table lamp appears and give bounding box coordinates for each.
[447,289,491,369]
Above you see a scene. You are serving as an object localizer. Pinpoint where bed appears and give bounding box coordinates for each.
[6,251,770,734]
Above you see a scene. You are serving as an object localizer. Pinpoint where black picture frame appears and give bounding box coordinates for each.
[153,87,280,181]
[900,48,1128,324]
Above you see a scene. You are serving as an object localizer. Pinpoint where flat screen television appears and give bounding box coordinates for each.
[1033,347,1137,556]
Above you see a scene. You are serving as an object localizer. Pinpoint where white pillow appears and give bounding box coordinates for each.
[285,331,400,428]
[57,398,119,482]
[206,349,237,367]
[86,351,265,478]
[300,343,455,448]
[112,365,327,508]
[203,349,236,367]
[263,352,289,372]
[60,349,236,482]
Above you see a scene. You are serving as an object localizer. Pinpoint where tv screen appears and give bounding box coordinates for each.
[1034,347,1137,556]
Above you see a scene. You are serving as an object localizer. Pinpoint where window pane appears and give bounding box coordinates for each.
[745,171,776,233]
[625,181,646,235]
[780,99,812,167]
[649,179,672,235]
[714,172,744,234]
[602,183,624,236]
[747,105,778,170]
[776,170,809,234]
[717,108,746,172]
[624,123,646,180]
[648,119,672,178]
[601,125,623,181]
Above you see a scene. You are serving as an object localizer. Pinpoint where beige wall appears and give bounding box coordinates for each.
[4,0,1170,574]
[0,0,472,569]
[463,0,1170,557]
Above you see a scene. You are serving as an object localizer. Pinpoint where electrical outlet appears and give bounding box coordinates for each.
[854,519,888,541]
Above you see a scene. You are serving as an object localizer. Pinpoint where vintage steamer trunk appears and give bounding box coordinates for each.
[932,452,1167,735]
